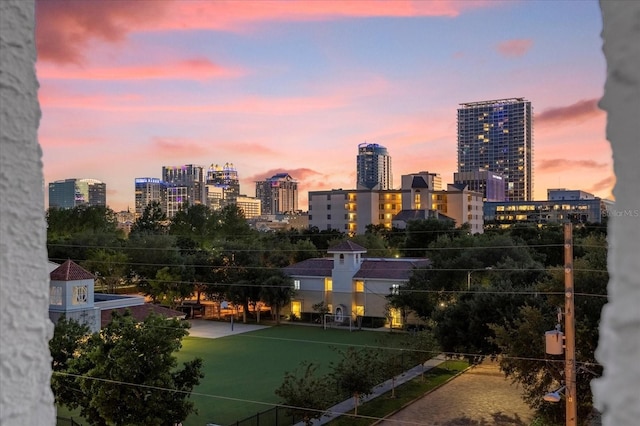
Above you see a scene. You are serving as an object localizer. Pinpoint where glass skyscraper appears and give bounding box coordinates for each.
[48,178,106,209]
[356,143,392,190]
[457,98,533,201]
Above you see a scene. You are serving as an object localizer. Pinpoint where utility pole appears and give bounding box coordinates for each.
[564,223,577,426]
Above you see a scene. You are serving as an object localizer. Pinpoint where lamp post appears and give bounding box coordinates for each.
[467,267,493,290]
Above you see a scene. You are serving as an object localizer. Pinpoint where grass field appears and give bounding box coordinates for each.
[56,323,439,426]
[176,324,418,426]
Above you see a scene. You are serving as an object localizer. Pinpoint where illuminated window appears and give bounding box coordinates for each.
[390,284,400,295]
[355,280,364,292]
[291,301,301,318]
[325,278,332,292]
[354,305,365,316]
[293,280,300,290]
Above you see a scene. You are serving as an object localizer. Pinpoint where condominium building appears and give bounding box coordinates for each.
[162,164,206,207]
[356,143,392,190]
[235,195,262,219]
[457,98,533,201]
[432,184,484,234]
[255,173,298,215]
[484,198,608,226]
[134,178,167,219]
[308,189,404,234]
[48,178,106,209]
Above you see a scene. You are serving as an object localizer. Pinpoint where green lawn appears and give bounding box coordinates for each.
[176,324,416,426]
[56,324,433,426]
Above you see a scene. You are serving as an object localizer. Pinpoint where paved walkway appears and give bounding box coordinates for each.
[376,361,534,426]
[300,356,448,426]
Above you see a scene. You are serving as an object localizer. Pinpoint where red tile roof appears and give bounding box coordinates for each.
[50,259,95,281]
[100,304,187,328]
[327,240,367,253]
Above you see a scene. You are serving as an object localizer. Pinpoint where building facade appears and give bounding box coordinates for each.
[283,241,430,327]
[48,178,106,209]
[453,170,506,202]
[235,195,262,219]
[255,173,298,215]
[432,184,484,234]
[357,143,393,190]
[484,198,608,226]
[206,163,240,203]
[308,189,404,234]
[134,177,167,219]
[162,164,206,207]
[457,98,533,201]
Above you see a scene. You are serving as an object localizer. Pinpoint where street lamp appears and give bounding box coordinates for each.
[466,267,493,290]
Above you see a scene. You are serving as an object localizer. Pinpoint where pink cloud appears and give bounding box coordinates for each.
[37,58,242,81]
[495,39,534,57]
[536,98,602,125]
[36,0,173,64]
[537,159,608,172]
[36,0,495,64]
[150,137,210,158]
[588,175,616,194]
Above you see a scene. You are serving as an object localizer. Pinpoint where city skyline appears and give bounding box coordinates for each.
[36,0,612,212]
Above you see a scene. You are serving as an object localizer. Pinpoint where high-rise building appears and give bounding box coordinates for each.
[162,164,206,207]
[48,178,106,209]
[457,98,533,201]
[206,163,240,203]
[357,143,392,190]
[134,178,167,219]
[255,173,298,215]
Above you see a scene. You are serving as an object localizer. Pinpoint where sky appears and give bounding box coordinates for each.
[35,0,613,212]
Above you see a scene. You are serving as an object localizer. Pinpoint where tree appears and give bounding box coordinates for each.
[130,201,167,236]
[329,346,384,417]
[52,312,204,426]
[260,271,294,325]
[275,361,335,426]
[50,316,92,406]
[81,249,129,293]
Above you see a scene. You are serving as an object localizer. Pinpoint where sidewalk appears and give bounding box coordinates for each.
[297,355,448,426]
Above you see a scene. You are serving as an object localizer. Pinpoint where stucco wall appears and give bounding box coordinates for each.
[0,1,56,425]
[0,1,638,425]
[592,2,640,425]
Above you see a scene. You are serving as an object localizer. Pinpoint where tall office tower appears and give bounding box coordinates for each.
[206,163,240,202]
[457,98,533,201]
[357,143,392,190]
[49,178,106,209]
[134,178,167,219]
[255,173,298,215]
[161,164,206,206]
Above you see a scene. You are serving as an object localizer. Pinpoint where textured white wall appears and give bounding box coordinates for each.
[592,2,640,425]
[0,1,55,425]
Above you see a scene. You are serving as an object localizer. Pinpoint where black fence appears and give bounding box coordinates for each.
[226,405,302,426]
[56,416,83,426]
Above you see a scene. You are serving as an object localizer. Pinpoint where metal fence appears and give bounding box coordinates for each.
[226,405,301,426]
[56,416,83,426]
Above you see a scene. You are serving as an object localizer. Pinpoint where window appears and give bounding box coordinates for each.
[50,286,62,306]
[354,305,365,316]
[355,280,364,292]
[390,284,400,295]
[327,214,331,220]
[308,215,312,220]
[325,278,333,292]
[293,280,300,290]
[72,285,88,305]
[339,254,344,265]
[327,204,331,210]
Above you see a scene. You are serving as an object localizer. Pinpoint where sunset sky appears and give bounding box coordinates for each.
[36,0,613,212]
